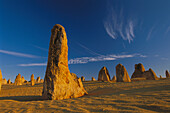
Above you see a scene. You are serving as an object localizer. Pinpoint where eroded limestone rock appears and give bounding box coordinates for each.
[0,70,2,91]
[166,70,170,78]
[98,67,110,81]
[31,74,35,86]
[14,74,22,85]
[37,77,40,83]
[42,24,87,100]
[91,77,96,81]
[116,64,131,82]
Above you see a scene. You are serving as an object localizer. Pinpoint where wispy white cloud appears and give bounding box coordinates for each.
[32,45,48,51]
[76,42,103,56]
[104,8,136,43]
[68,53,146,64]
[0,49,41,58]
[17,53,147,66]
[18,63,47,66]
[147,26,155,40]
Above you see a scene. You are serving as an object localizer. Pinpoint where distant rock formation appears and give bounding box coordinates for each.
[7,79,11,84]
[0,70,2,91]
[31,74,35,86]
[37,77,40,83]
[112,76,116,82]
[160,75,162,79]
[116,64,131,82]
[165,70,170,78]
[14,74,22,85]
[91,77,96,81]
[21,76,25,83]
[40,79,44,83]
[2,78,7,85]
[81,76,85,81]
[42,24,87,100]
[131,63,158,80]
[98,66,110,81]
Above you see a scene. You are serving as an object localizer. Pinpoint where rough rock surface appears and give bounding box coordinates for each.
[131,63,158,80]
[31,74,35,86]
[131,63,145,78]
[116,64,131,82]
[2,78,7,84]
[21,76,25,83]
[0,70,2,91]
[91,77,96,81]
[37,77,40,83]
[42,24,87,100]
[165,70,170,78]
[160,75,162,79]
[112,76,117,82]
[143,68,158,80]
[7,79,11,84]
[98,67,110,81]
[70,73,78,79]
[81,76,85,81]
[14,74,22,85]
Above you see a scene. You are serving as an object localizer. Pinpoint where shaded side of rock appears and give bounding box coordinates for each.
[143,68,158,80]
[7,79,11,84]
[112,76,116,82]
[98,67,110,81]
[21,76,25,83]
[131,63,145,78]
[91,77,96,81]
[165,70,170,78]
[37,77,40,83]
[81,76,85,81]
[116,64,131,82]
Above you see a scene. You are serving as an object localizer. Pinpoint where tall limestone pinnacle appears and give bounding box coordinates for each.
[0,69,2,91]
[42,24,87,100]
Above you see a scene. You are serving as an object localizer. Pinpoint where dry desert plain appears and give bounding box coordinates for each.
[0,79,170,113]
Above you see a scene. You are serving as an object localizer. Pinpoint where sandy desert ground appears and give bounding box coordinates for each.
[0,79,170,113]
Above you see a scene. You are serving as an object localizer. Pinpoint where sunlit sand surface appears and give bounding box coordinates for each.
[0,79,170,113]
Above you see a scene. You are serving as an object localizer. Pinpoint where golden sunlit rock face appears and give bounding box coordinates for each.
[98,66,110,81]
[42,24,87,100]
[131,63,158,80]
[36,77,40,83]
[14,74,22,85]
[31,74,35,86]
[0,69,2,91]
[116,64,131,82]
[91,77,96,81]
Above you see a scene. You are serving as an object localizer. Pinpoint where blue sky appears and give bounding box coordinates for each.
[0,0,170,82]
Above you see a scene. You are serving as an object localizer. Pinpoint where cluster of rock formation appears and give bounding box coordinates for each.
[42,24,87,100]
[131,63,158,80]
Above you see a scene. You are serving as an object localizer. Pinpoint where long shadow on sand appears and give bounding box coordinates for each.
[0,96,44,101]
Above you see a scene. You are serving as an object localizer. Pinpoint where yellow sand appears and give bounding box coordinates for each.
[0,79,170,113]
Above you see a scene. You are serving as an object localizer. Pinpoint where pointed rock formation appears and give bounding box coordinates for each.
[31,74,35,86]
[98,67,110,81]
[0,70,2,91]
[112,76,116,82]
[21,76,25,83]
[7,79,11,84]
[14,74,22,85]
[37,77,40,83]
[81,76,85,81]
[165,70,170,78]
[160,75,162,79]
[2,78,7,84]
[40,79,44,83]
[91,77,96,81]
[42,24,87,100]
[116,64,131,82]
[131,63,158,80]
